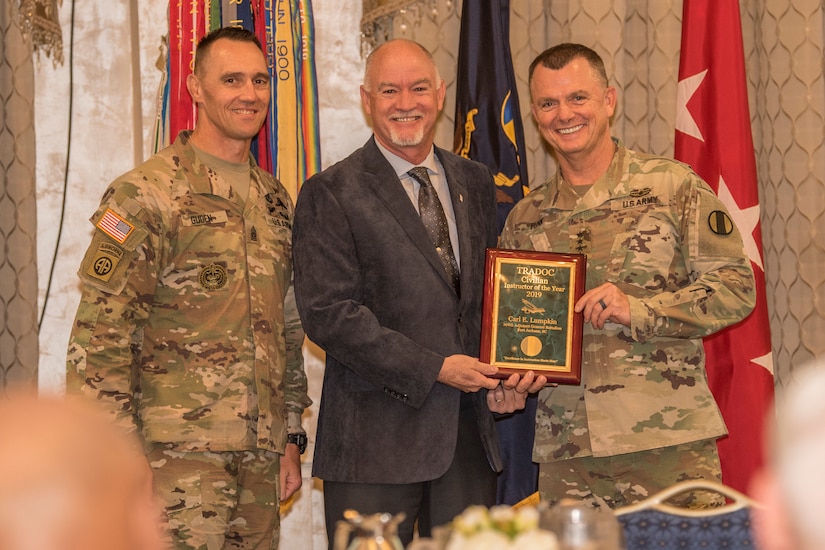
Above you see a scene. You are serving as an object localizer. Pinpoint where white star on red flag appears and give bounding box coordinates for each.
[676,69,707,142]
[676,0,774,495]
[752,352,775,376]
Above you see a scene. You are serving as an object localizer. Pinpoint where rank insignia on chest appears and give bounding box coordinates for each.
[198,264,228,290]
[571,228,591,254]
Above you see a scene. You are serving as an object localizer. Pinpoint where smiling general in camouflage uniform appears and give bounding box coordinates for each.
[66,27,310,549]
[500,43,756,508]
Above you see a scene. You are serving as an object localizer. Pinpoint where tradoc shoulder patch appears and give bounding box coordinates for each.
[708,210,734,236]
[96,208,134,243]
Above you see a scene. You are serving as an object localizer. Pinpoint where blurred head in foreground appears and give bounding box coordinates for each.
[752,363,825,550]
[0,395,163,550]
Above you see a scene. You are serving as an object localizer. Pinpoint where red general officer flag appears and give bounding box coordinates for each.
[675,0,774,494]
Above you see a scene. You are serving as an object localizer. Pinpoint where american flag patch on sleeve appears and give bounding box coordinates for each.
[96,208,134,243]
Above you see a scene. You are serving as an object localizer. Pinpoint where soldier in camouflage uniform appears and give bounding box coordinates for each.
[500,43,756,508]
[66,27,310,549]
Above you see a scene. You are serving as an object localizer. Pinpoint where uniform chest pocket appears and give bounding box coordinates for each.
[604,211,684,294]
[161,214,246,296]
[583,210,642,285]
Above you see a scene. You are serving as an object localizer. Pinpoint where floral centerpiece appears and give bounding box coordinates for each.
[445,504,558,550]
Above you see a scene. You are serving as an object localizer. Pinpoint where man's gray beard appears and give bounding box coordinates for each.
[389,127,425,148]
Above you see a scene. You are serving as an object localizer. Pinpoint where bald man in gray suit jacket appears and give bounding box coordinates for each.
[292,40,544,548]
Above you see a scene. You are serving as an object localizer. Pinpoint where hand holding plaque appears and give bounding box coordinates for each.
[480,248,586,385]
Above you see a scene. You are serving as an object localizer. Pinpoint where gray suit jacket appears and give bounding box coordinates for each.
[293,137,501,483]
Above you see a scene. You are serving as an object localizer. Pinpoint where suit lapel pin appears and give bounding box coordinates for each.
[459,193,464,203]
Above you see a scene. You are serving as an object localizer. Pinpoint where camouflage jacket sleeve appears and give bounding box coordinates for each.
[66,181,160,434]
[626,169,756,342]
[283,276,311,434]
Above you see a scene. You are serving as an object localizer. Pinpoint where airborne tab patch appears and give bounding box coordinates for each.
[96,208,134,243]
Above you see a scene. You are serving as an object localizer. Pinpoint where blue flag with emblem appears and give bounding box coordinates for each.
[452,0,536,505]
[453,0,529,232]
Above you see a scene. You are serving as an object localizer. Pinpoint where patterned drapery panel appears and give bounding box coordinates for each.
[1,0,40,392]
[359,0,825,391]
[745,1,825,389]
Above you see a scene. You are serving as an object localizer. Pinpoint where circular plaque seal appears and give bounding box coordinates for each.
[199,264,228,290]
[520,335,543,357]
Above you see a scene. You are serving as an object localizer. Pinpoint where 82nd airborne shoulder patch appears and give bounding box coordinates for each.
[86,241,124,283]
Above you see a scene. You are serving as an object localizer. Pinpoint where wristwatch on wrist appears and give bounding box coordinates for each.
[287,433,308,454]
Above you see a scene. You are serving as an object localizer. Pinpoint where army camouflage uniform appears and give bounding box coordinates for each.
[500,140,755,508]
[67,131,310,549]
